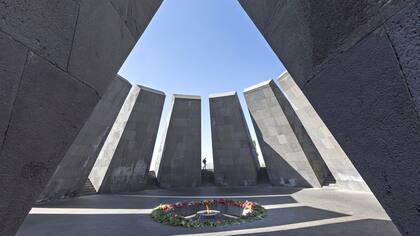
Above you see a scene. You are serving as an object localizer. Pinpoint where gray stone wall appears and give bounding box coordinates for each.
[240,1,420,234]
[278,72,370,192]
[157,95,202,188]
[209,92,259,186]
[0,1,162,234]
[99,86,165,193]
[244,81,322,188]
[89,85,141,192]
[271,77,332,187]
[38,76,132,201]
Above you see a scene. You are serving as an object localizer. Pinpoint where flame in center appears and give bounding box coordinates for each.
[205,204,211,215]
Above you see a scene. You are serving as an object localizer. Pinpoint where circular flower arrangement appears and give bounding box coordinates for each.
[151,199,266,227]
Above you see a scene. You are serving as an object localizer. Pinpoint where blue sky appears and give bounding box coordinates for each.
[118,0,285,169]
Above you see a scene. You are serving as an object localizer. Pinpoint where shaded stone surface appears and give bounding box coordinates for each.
[110,0,163,39]
[209,92,259,186]
[0,1,162,234]
[0,53,98,235]
[38,76,132,201]
[0,0,79,70]
[244,81,322,188]
[157,95,202,188]
[240,1,420,234]
[239,0,409,87]
[99,86,165,193]
[277,72,369,192]
[384,2,420,113]
[89,86,141,192]
[67,0,134,95]
[0,31,28,146]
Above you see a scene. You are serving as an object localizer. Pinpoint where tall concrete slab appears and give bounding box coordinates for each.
[277,72,369,192]
[157,95,202,188]
[0,1,162,234]
[240,0,420,234]
[88,85,140,191]
[96,86,165,193]
[38,76,132,201]
[209,92,259,186]
[244,81,323,188]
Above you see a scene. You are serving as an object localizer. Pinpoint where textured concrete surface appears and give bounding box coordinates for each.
[244,81,322,188]
[278,72,370,191]
[240,1,419,234]
[18,187,399,236]
[38,76,132,201]
[277,72,369,192]
[0,52,98,236]
[157,95,202,188]
[110,0,163,39]
[209,92,259,186]
[0,32,28,149]
[89,86,141,192]
[0,1,161,234]
[265,79,332,187]
[99,86,165,193]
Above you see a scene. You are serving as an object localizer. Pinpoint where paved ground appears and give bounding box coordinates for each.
[18,186,400,236]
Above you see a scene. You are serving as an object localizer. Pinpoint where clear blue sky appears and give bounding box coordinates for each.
[118,0,285,170]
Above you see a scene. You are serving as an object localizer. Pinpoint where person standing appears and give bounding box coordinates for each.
[202,157,207,170]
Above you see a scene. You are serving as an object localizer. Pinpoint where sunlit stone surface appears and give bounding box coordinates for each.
[209,92,260,186]
[156,95,202,188]
[244,81,323,188]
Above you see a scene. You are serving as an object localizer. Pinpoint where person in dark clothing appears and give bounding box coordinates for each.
[203,157,207,170]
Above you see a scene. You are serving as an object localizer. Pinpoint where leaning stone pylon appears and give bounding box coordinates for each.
[88,85,164,193]
[38,76,132,201]
[277,72,369,192]
[95,86,165,193]
[244,81,324,188]
[0,1,162,234]
[209,92,260,186]
[156,95,202,188]
[240,1,420,234]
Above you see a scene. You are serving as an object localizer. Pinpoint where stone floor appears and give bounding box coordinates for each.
[18,186,400,236]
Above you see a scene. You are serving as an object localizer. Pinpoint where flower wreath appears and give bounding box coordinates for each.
[151,199,266,227]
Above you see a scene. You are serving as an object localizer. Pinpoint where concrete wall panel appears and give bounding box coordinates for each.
[89,85,141,191]
[99,86,165,193]
[278,72,369,192]
[240,0,419,234]
[157,95,202,188]
[0,53,98,235]
[209,92,259,186]
[38,76,131,201]
[244,81,322,188]
[0,1,162,234]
